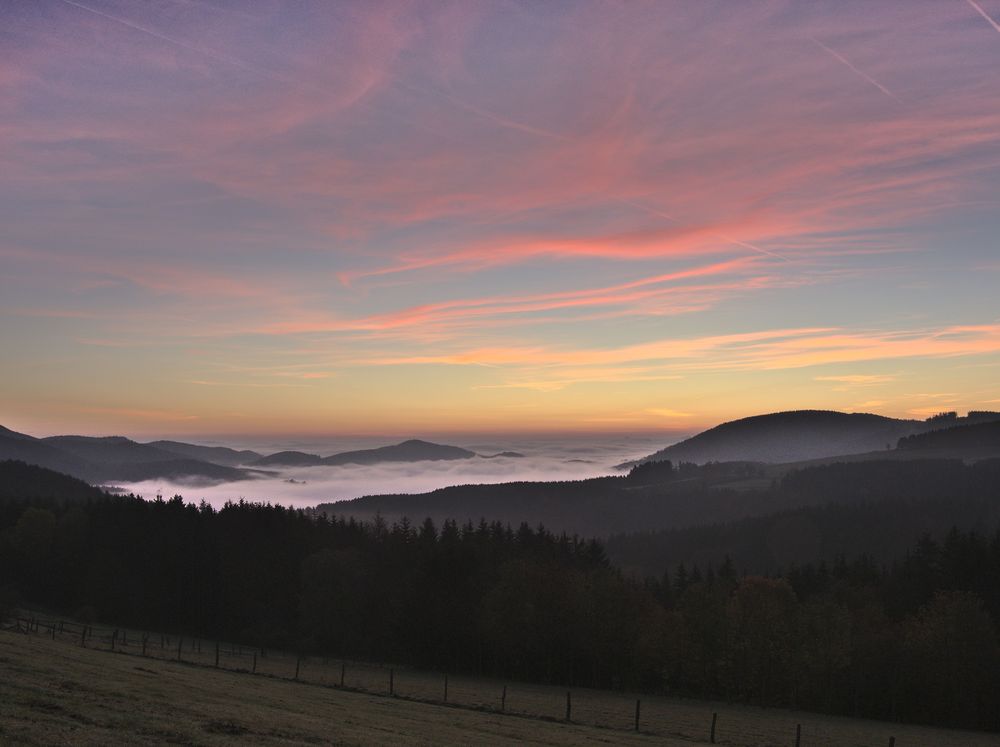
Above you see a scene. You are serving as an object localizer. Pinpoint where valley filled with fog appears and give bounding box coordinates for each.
[107,433,675,509]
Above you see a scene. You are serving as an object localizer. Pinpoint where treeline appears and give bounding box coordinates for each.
[897,419,1000,452]
[643,529,1000,729]
[328,458,1000,539]
[0,492,660,689]
[606,458,1000,576]
[2,482,999,730]
[606,491,1000,578]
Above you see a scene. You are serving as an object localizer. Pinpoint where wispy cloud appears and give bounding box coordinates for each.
[4,1,1000,434]
[815,374,897,385]
[366,324,1000,374]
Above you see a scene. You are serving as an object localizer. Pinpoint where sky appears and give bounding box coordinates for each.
[2,0,1000,439]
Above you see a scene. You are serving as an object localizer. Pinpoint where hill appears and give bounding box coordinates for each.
[323,439,475,465]
[898,420,1000,457]
[0,427,259,484]
[253,439,476,467]
[607,461,1000,577]
[146,440,262,467]
[624,410,925,467]
[252,450,325,467]
[0,460,107,502]
[322,457,997,540]
[0,427,94,478]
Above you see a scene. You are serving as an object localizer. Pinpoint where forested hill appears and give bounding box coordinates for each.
[898,419,1000,455]
[0,460,106,502]
[324,458,1000,539]
[607,466,1000,578]
[624,410,925,466]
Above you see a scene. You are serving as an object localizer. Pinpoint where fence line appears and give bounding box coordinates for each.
[3,612,915,746]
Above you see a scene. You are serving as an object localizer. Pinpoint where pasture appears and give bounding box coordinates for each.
[1,621,997,746]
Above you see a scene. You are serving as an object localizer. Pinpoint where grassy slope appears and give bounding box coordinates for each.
[0,629,662,746]
[3,627,999,746]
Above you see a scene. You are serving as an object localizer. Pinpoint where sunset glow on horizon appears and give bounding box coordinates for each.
[3,0,1000,438]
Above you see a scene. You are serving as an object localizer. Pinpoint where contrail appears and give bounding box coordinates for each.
[967,0,1000,33]
[811,37,902,104]
[58,0,290,85]
[397,81,567,141]
[64,0,558,140]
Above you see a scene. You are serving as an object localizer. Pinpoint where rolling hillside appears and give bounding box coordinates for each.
[253,439,476,467]
[0,427,258,484]
[624,410,927,467]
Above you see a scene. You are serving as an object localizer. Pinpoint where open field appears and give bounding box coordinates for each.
[2,623,999,746]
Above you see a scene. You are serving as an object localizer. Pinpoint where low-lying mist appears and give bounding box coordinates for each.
[108,434,674,510]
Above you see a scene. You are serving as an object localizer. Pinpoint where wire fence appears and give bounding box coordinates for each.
[5,613,992,747]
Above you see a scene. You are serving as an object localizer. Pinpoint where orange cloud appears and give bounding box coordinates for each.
[363,324,1000,375]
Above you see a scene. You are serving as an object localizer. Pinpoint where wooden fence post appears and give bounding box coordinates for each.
[177,636,183,661]
[443,674,448,702]
[501,685,507,712]
[295,657,301,680]
[80,626,87,647]
[634,699,641,732]
[389,668,394,695]
[710,712,718,743]
[565,691,571,722]
[889,739,895,747]
[252,652,257,674]
[340,661,345,687]
[215,641,220,668]
[795,723,801,747]
[111,629,117,651]
[50,624,56,640]
[142,635,148,657]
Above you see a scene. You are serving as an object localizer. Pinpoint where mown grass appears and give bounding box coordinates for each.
[2,624,998,746]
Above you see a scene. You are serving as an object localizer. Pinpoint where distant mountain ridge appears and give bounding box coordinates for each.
[147,440,262,467]
[0,426,261,484]
[623,410,930,467]
[0,425,480,483]
[252,439,476,467]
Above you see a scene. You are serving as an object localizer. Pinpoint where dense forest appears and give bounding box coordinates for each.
[331,456,1000,539]
[1,458,999,731]
[608,459,1000,576]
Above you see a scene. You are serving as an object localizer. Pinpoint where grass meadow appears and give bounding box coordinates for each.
[2,620,998,746]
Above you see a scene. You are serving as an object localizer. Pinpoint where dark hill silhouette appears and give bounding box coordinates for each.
[43,435,183,464]
[253,450,326,467]
[0,427,259,484]
[0,425,35,441]
[0,460,107,502]
[146,440,262,467]
[322,455,994,540]
[0,428,93,478]
[324,439,475,465]
[898,419,1000,456]
[252,439,476,467]
[100,458,255,483]
[606,458,1000,577]
[622,410,926,467]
